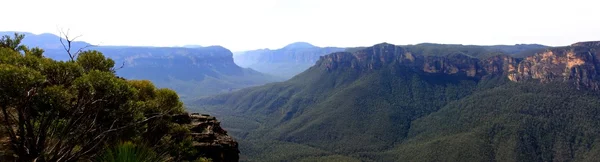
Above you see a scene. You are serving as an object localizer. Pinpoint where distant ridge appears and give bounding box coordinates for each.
[0,31,281,101]
[233,42,345,78]
[282,42,316,49]
[0,31,91,50]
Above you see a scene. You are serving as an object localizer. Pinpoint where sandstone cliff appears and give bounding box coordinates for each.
[508,42,600,90]
[317,41,600,90]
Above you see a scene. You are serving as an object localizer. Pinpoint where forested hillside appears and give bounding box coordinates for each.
[193,42,600,161]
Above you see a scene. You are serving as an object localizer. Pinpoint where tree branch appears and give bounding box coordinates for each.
[59,30,74,61]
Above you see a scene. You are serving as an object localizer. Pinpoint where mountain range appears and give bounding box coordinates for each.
[0,32,281,101]
[233,42,346,78]
[192,41,600,161]
[7,31,600,161]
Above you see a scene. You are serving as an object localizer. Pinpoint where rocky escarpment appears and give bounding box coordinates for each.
[318,41,600,90]
[319,43,503,77]
[172,113,239,162]
[508,42,600,90]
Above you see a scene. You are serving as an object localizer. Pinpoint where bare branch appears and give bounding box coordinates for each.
[58,29,74,61]
[113,62,126,71]
[74,44,96,59]
[71,34,83,42]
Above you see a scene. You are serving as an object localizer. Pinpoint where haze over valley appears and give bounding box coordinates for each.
[2,0,600,161]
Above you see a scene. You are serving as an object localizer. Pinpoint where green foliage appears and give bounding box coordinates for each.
[389,83,600,161]
[0,33,193,161]
[194,157,212,162]
[97,142,165,162]
[402,43,547,59]
[0,33,27,52]
[129,80,157,101]
[0,64,45,105]
[77,50,116,72]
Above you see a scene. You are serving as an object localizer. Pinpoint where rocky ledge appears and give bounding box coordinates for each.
[173,113,239,162]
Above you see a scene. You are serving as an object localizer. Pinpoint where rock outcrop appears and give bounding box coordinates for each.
[317,41,600,90]
[173,113,239,162]
[508,43,600,90]
[318,43,490,77]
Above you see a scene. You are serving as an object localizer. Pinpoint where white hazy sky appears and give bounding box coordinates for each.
[2,0,599,51]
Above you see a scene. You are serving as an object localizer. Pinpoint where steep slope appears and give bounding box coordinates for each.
[233,42,345,78]
[193,42,600,161]
[384,83,600,162]
[508,41,600,90]
[1,32,281,101]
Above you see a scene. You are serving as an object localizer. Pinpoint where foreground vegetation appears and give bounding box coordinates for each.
[0,33,206,161]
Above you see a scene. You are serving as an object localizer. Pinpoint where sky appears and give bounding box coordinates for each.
[2,0,599,51]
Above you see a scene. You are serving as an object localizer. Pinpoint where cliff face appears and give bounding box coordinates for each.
[97,46,242,78]
[94,46,279,99]
[317,41,600,90]
[173,113,239,162]
[508,44,600,90]
[319,43,489,77]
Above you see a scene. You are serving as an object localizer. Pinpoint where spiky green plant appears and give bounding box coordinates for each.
[97,142,165,162]
[194,157,212,162]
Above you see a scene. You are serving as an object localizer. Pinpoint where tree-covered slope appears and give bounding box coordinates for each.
[386,83,600,162]
[194,64,482,161]
[193,43,498,161]
[193,42,600,161]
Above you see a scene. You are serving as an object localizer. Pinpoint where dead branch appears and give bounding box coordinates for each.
[112,62,126,71]
[59,29,97,61]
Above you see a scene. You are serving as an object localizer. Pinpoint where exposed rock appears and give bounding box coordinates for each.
[421,54,481,77]
[509,43,600,90]
[318,43,485,77]
[571,41,600,48]
[481,55,519,75]
[317,41,600,90]
[172,113,239,162]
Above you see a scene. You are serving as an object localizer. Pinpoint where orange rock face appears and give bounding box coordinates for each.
[317,41,600,90]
